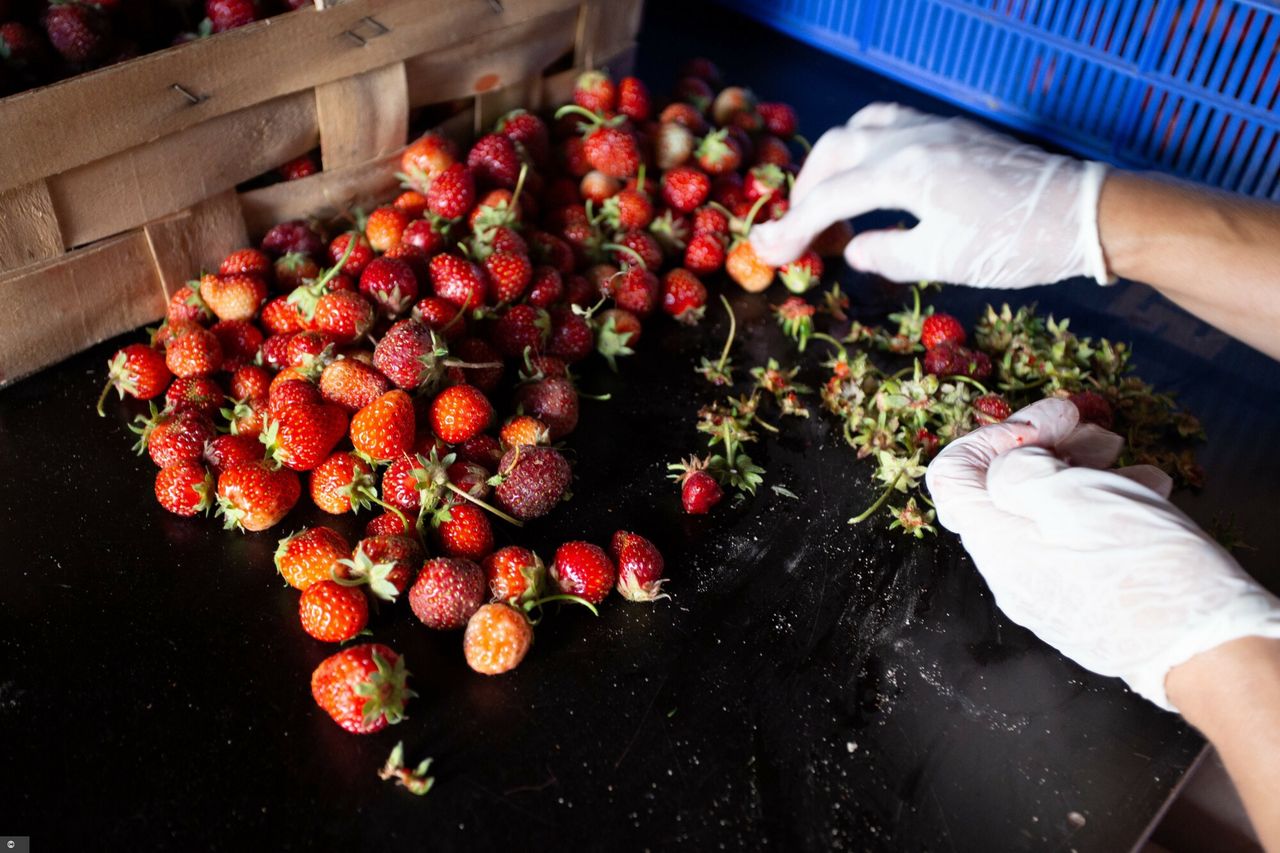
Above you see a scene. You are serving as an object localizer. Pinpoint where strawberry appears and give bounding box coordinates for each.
[274,252,321,292]
[467,133,520,189]
[463,603,533,675]
[524,267,564,309]
[973,394,1013,425]
[711,86,757,126]
[356,257,417,317]
[601,188,653,231]
[166,283,214,325]
[427,163,475,220]
[660,102,708,132]
[572,70,616,113]
[96,343,170,415]
[366,510,413,538]
[154,461,214,517]
[206,0,256,32]
[261,402,348,471]
[381,453,437,514]
[401,217,450,255]
[684,232,725,278]
[661,268,707,324]
[275,525,350,590]
[491,304,549,358]
[203,433,262,475]
[579,170,621,204]
[310,451,377,514]
[1069,391,1114,430]
[725,241,774,292]
[595,308,641,371]
[583,125,640,179]
[758,101,798,137]
[400,131,457,193]
[278,154,317,181]
[744,164,787,204]
[614,229,664,271]
[284,330,335,373]
[923,343,992,380]
[230,364,271,400]
[208,320,263,372]
[499,415,550,450]
[350,390,416,462]
[514,377,578,439]
[564,273,596,307]
[484,251,533,304]
[495,109,550,168]
[328,232,374,277]
[483,546,545,604]
[318,357,389,412]
[267,377,320,418]
[680,470,722,514]
[260,296,305,335]
[132,406,214,468]
[261,220,325,258]
[679,56,722,86]
[616,76,650,121]
[312,290,375,343]
[300,580,368,643]
[778,251,823,295]
[655,122,695,171]
[223,394,267,438]
[259,334,294,370]
[454,337,504,393]
[459,433,503,470]
[547,307,593,362]
[310,644,413,734]
[347,535,422,599]
[920,313,967,350]
[406,297,460,342]
[164,322,223,377]
[522,354,569,382]
[373,319,445,391]
[550,541,614,605]
[447,459,491,499]
[528,230,575,274]
[216,462,301,532]
[492,446,570,521]
[202,274,267,322]
[364,206,409,253]
[428,253,487,310]
[611,530,666,602]
[219,248,272,279]
[429,384,492,444]
[409,558,485,630]
[393,190,429,218]
[662,166,711,213]
[695,129,742,175]
[609,266,658,317]
[434,502,494,561]
[753,135,793,168]
[44,2,109,63]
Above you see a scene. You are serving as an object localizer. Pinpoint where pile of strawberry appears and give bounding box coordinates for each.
[97,60,808,740]
[0,0,299,97]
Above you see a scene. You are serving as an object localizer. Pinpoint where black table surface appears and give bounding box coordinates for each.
[5,3,1280,851]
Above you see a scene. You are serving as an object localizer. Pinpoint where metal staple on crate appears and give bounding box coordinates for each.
[343,16,390,47]
[487,0,505,13]
[170,83,208,105]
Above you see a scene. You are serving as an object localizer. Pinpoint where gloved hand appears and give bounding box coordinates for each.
[749,103,1113,288]
[926,398,1280,710]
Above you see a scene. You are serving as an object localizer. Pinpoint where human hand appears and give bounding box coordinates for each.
[749,103,1113,288]
[925,398,1280,710]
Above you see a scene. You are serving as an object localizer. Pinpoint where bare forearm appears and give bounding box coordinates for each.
[1167,636,1280,851]
[1098,171,1280,360]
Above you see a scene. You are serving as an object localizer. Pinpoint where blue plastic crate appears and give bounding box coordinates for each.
[728,0,1280,200]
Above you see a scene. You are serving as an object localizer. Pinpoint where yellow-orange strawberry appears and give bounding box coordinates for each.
[365,206,409,253]
[275,526,351,590]
[202,273,268,321]
[499,415,550,450]
[463,603,533,675]
[350,390,415,462]
[725,240,774,292]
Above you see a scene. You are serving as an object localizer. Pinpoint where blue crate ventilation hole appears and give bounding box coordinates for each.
[730,0,1280,200]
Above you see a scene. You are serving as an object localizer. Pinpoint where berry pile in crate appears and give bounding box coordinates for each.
[0,0,304,98]
[95,59,813,781]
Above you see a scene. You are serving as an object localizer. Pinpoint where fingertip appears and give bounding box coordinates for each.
[1113,464,1175,499]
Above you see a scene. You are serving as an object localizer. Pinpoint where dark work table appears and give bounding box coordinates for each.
[4,3,1279,850]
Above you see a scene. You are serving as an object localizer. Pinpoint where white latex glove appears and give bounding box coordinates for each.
[749,102,1113,287]
[926,398,1280,710]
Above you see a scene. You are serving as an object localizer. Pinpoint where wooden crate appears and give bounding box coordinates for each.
[0,0,643,386]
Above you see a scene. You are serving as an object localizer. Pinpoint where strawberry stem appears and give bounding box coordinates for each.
[445,482,524,528]
[848,474,902,525]
[950,374,991,395]
[95,375,117,417]
[715,294,737,374]
[527,592,599,617]
[601,242,646,270]
[809,332,847,358]
[552,103,604,128]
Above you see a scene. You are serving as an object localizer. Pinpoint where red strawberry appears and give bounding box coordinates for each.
[131,407,214,468]
[754,135,793,168]
[434,502,494,561]
[459,433,503,470]
[922,343,991,380]
[412,296,466,343]
[202,274,267,322]
[409,558,485,630]
[429,385,492,444]
[347,535,422,599]
[611,530,667,602]
[684,232,726,276]
[973,394,1013,425]
[96,343,170,415]
[662,166,711,214]
[579,170,621,204]
[284,330,335,373]
[164,322,223,377]
[464,603,533,675]
[154,461,214,517]
[491,304,549,358]
[744,164,787,203]
[401,217,451,256]
[683,471,723,514]
[495,109,550,167]
[614,229,663,271]
[695,129,743,175]
[261,403,348,471]
[550,541,614,605]
[359,257,418,317]
[206,0,256,32]
[758,101,798,137]
[300,580,368,643]
[427,163,475,220]
[546,306,593,363]
[328,232,374,277]
[513,377,578,439]
[260,296,305,335]
[498,416,548,451]
[350,390,416,462]
[394,191,429,218]
[526,267,565,309]
[484,251,533,304]
[381,453,437,514]
[373,319,445,391]
[203,433,263,475]
[278,155,318,181]
[267,377,321,418]
[261,220,325,258]
[400,131,458,193]
[366,510,412,538]
[1069,391,1114,430]
[428,253,487,310]
[572,70,616,113]
[453,337,504,393]
[364,206,409,253]
[492,446,570,521]
[583,125,640,178]
[310,451,376,515]
[311,644,412,734]
[609,266,659,317]
[312,290,374,343]
[230,364,271,400]
[274,525,350,590]
[661,268,707,324]
[319,358,390,412]
[616,76,650,121]
[44,2,109,63]
[205,323,260,374]
[223,394,268,438]
[483,546,545,604]
[920,313,966,350]
[596,307,641,371]
[219,248,272,279]
[528,230,575,274]
[466,133,520,189]
[448,459,492,499]
[166,283,214,325]
[216,462,301,532]
[601,188,653,231]
[778,251,823,295]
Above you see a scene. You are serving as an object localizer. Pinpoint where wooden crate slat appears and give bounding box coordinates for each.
[317,62,410,171]
[144,191,250,295]
[575,0,644,70]
[404,8,578,109]
[0,181,63,273]
[0,0,584,194]
[45,91,316,257]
